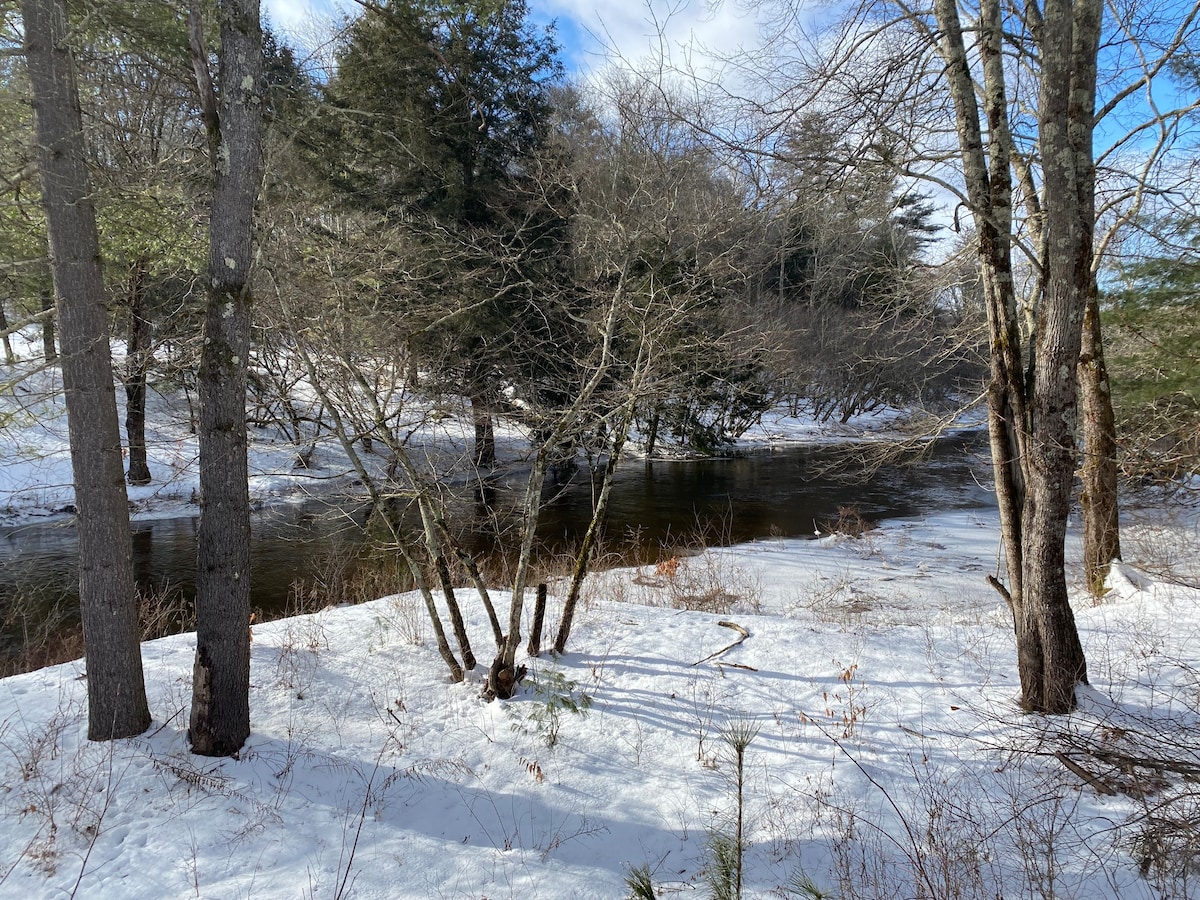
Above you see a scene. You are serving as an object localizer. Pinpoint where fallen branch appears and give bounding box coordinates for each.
[693,620,749,666]
[0,306,55,340]
[1088,748,1200,779]
[986,574,1014,615]
[1055,751,1117,795]
[716,662,759,672]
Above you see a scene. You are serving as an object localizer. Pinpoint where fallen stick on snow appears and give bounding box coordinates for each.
[693,620,750,666]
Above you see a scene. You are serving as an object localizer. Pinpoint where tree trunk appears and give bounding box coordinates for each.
[555,403,634,654]
[188,0,263,757]
[489,451,549,698]
[471,391,496,468]
[413,496,476,669]
[436,516,504,649]
[396,536,464,683]
[434,548,476,670]
[936,0,1093,714]
[24,0,150,741]
[644,407,660,458]
[1015,0,1099,714]
[40,278,56,362]
[526,583,547,657]
[0,302,14,365]
[124,257,153,486]
[937,0,1026,606]
[1078,294,1121,592]
[1070,0,1120,595]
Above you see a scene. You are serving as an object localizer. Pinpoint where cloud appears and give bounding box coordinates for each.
[264,0,764,80]
[532,0,763,76]
[263,0,326,32]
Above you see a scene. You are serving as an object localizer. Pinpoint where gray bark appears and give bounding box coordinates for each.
[935,0,1096,713]
[936,0,1026,606]
[0,302,13,364]
[40,279,56,361]
[1078,295,1120,591]
[1070,0,1121,593]
[188,0,263,757]
[23,0,150,740]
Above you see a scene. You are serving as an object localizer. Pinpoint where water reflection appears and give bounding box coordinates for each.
[0,433,991,657]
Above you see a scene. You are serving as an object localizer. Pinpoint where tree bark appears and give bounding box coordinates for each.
[124,257,152,486]
[526,583,547,657]
[0,302,13,365]
[188,0,263,757]
[24,0,150,741]
[40,278,56,362]
[937,0,1027,606]
[1078,294,1121,592]
[486,444,553,699]
[935,0,1093,713]
[1070,0,1121,595]
[471,390,496,468]
[1015,0,1097,713]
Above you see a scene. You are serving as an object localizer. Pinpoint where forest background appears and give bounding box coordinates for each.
[1,0,1200,895]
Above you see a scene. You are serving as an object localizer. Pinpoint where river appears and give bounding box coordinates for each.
[0,433,992,662]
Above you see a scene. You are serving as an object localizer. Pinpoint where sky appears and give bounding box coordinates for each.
[261,0,768,78]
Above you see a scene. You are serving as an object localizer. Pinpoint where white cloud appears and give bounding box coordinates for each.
[532,0,764,76]
[263,0,326,32]
[264,0,765,80]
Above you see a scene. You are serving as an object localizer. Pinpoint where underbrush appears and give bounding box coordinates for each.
[1,581,193,678]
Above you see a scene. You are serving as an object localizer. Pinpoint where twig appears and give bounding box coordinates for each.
[693,620,750,666]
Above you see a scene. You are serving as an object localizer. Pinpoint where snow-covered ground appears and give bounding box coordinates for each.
[2,331,1199,898]
[1,505,1198,898]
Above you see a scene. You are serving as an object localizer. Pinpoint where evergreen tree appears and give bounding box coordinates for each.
[318,0,564,467]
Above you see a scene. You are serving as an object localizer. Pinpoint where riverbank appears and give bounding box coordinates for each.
[1,502,1197,898]
[5,334,1197,897]
[0,334,954,525]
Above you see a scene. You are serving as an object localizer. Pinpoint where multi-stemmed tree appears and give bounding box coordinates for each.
[742,0,1196,711]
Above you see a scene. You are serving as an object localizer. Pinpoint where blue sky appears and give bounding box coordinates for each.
[261,0,765,77]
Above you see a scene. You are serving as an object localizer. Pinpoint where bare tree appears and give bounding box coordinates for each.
[929,0,1200,711]
[550,74,768,655]
[697,0,1199,712]
[187,0,264,757]
[259,200,492,685]
[23,0,150,740]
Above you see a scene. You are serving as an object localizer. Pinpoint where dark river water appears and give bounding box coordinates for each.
[0,433,992,660]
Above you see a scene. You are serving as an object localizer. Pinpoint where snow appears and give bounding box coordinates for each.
[2,509,1198,898]
[0,330,950,527]
[2,330,1199,898]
